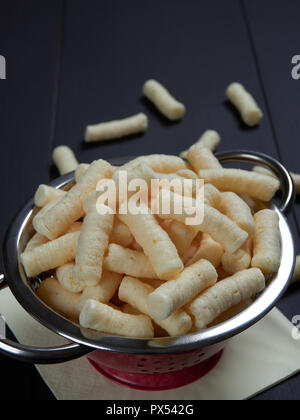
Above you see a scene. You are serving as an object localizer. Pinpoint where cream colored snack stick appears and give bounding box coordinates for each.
[121,154,186,174]
[186,233,224,268]
[251,209,281,274]
[219,192,256,237]
[180,130,221,160]
[118,212,184,281]
[75,163,90,183]
[199,169,280,202]
[21,231,80,278]
[80,299,154,338]
[25,232,48,252]
[37,277,81,322]
[143,79,186,121]
[204,184,222,208]
[176,169,198,180]
[148,259,218,320]
[73,195,114,287]
[110,218,133,248]
[56,263,83,293]
[252,166,277,178]
[226,82,263,127]
[122,304,167,337]
[119,276,192,336]
[81,190,104,214]
[222,239,252,275]
[104,244,158,279]
[85,113,148,143]
[77,271,123,311]
[253,166,300,195]
[291,256,300,284]
[34,185,66,207]
[208,299,253,327]
[34,160,114,240]
[52,145,79,175]
[188,145,222,172]
[163,220,198,256]
[186,268,265,330]
[32,196,63,233]
[158,190,248,254]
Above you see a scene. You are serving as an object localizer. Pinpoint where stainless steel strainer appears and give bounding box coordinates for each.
[0,150,296,374]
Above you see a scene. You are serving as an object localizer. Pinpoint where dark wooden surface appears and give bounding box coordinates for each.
[0,0,299,400]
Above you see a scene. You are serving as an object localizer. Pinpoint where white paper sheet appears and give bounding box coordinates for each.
[0,288,299,400]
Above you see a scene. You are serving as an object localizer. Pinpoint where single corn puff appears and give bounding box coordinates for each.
[34,185,66,208]
[251,209,281,274]
[118,212,184,281]
[85,113,148,143]
[148,259,218,320]
[219,192,256,237]
[226,83,263,127]
[52,145,79,175]
[34,160,114,240]
[199,168,280,202]
[73,195,114,287]
[204,184,222,208]
[120,154,186,174]
[188,145,222,172]
[25,232,48,252]
[143,79,186,121]
[21,231,80,278]
[186,268,265,329]
[180,130,221,160]
[79,299,154,338]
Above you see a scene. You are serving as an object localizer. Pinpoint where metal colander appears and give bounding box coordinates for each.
[0,151,295,376]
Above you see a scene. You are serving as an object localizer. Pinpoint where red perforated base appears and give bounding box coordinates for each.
[88,350,223,391]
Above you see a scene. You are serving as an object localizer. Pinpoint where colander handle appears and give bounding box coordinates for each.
[0,274,91,364]
[215,150,295,216]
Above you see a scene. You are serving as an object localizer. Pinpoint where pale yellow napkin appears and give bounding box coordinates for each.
[0,287,299,400]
